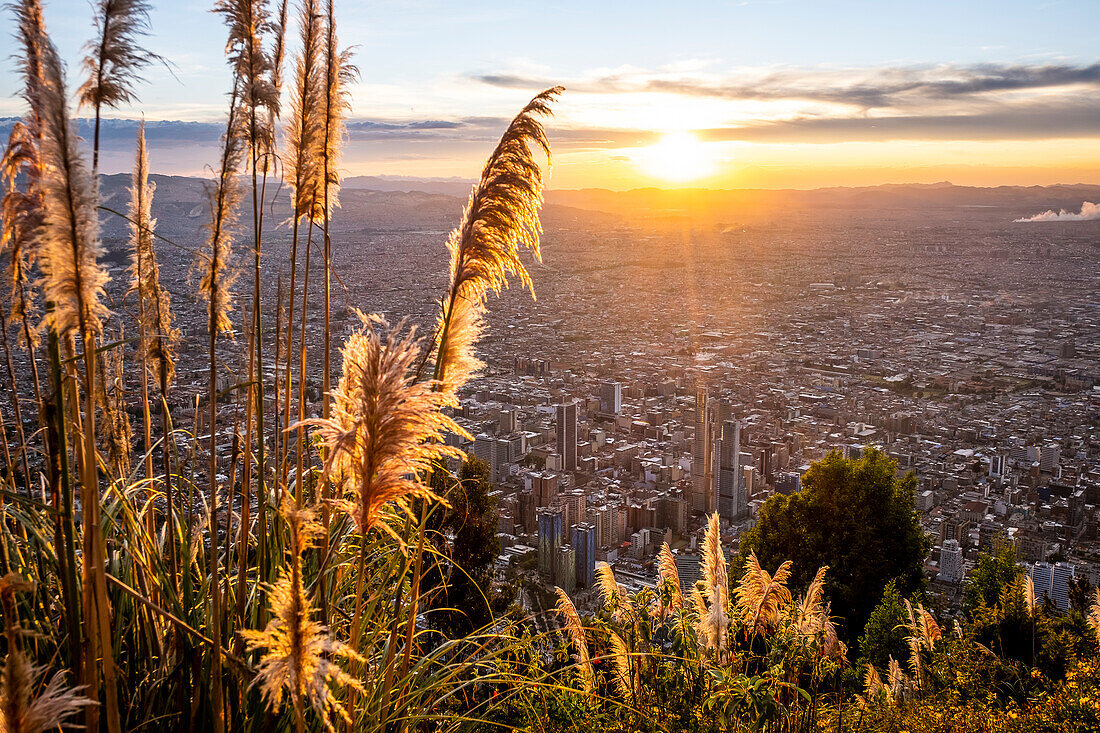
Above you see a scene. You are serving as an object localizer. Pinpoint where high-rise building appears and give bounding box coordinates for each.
[555,544,576,594]
[556,402,578,472]
[571,523,596,589]
[1050,562,1075,611]
[692,387,712,514]
[674,552,701,593]
[1029,562,1054,606]
[715,419,742,521]
[472,434,494,469]
[530,471,558,507]
[537,507,563,579]
[599,381,622,414]
[559,489,587,528]
[774,471,801,496]
[498,408,518,434]
[491,438,514,483]
[938,539,963,583]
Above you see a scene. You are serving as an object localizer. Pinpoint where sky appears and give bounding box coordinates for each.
[2,0,1099,189]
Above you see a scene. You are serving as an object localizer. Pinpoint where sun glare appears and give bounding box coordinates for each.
[637,131,716,183]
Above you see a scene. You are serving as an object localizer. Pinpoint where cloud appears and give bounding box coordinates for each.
[696,99,1100,142]
[1014,201,1100,222]
[471,62,1100,110]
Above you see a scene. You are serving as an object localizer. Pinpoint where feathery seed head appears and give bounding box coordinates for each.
[554,587,594,694]
[34,33,109,339]
[241,499,363,731]
[1,122,42,344]
[0,573,92,732]
[607,631,632,701]
[283,0,326,222]
[735,551,792,633]
[595,562,632,623]
[196,90,245,335]
[796,565,828,637]
[78,0,164,111]
[128,121,178,383]
[657,542,683,615]
[216,0,280,156]
[298,313,463,542]
[434,87,562,396]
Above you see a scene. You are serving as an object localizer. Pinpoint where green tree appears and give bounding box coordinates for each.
[963,548,1022,616]
[425,458,504,635]
[858,581,911,669]
[738,447,930,642]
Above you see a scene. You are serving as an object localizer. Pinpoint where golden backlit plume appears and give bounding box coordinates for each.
[698,512,729,653]
[434,87,561,396]
[216,0,279,158]
[197,92,245,335]
[734,551,792,633]
[32,32,108,340]
[319,0,357,218]
[554,587,595,694]
[78,0,163,113]
[607,630,632,701]
[1,123,41,347]
[128,121,178,384]
[300,313,463,540]
[0,574,91,733]
[240,500,364,731]
[657,542,683,615]
[284,0,325,223]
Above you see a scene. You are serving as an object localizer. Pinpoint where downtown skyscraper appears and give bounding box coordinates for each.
[692,387,715,514]
[557,401,578,472]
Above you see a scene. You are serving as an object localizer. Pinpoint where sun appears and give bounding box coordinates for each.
[636,131,716,183]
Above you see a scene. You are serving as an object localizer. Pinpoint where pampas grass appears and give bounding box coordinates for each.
[734,551,792,634]
[79,0,163,172]
[34,41,108,343]
[0,575,91,733]
[432,86,561,395]
[657,542,683,616]
[2,0,586,725]
[553,587,594,694]
[241,499,363,732]
[301,313,463,538]
[28,14,122,730]
[699,512,729,653]
[596,561,632,624]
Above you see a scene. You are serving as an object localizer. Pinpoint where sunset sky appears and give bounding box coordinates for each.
[2,0,1098,188]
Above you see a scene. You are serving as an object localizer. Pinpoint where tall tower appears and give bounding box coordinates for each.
[537,507,563,579]
[716,418,741,521]
[692,387,712,513]
[556,401,578,472]
[599,380,622,414]
[571,523,596,589]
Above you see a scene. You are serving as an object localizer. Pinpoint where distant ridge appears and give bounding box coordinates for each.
[90,171,1100,228]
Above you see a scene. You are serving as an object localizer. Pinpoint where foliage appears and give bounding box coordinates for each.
[963,548,1023,616]
[739,448,931,642]
[859,581,912,671]
[425,457,506,636]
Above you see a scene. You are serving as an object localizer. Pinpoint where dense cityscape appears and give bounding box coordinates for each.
[38,175,1097,624]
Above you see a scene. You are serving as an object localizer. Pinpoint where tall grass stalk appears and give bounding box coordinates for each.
[198,80,245,732]
[281,0,323,496]
[79,0,163,175]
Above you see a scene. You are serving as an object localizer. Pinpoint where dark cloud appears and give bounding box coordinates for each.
[471,62,1100,109]
[697,99,1100,143]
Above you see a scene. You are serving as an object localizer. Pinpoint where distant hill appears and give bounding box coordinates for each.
[543,183,1100,225]
[93,174,1100,243]
[342,175,475,197]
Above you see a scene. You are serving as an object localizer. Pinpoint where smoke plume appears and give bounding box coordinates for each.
[1014,201,1100,222]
